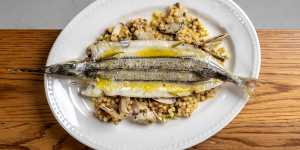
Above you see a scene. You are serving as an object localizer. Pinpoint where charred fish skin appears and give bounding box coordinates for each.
[95,57,202,71]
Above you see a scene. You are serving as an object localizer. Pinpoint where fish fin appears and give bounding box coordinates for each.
[99,49,124,60]
[170,41,184,48]
[204,33,229,45]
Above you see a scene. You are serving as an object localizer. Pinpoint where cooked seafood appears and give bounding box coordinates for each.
[96,70,203,82]
[81,79,222,98]
[87,36,228,61]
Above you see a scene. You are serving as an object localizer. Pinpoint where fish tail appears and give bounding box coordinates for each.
[237,77,257,96]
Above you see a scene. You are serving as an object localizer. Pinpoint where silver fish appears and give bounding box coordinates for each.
[96,70,202,82]
[87,34,229,61]
[45,57,248,87]
[80,78,222,98]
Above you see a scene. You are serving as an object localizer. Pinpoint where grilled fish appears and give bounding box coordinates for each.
[45,56,251,88]
[87,34,229,61]
[80,78,222,98]
[96,70,202,82]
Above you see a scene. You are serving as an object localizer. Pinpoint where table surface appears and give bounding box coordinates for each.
[0,30,300,150]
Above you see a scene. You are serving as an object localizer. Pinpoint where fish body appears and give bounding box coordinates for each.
[96,70,202,82]
[45,57,205,81]
[81,79,223,98]
[46,57,235,84]
[87,40,208,61]
[46,57,225,82]
[87,36,228,61]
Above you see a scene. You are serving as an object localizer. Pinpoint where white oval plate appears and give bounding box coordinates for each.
[45,0,260,149]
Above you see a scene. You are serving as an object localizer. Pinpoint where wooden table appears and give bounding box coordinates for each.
[0,30,299,150]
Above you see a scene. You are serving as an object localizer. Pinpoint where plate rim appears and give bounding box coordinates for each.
[44,0,261,149]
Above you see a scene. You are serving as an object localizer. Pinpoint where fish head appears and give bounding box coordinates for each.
[45,61,85,77]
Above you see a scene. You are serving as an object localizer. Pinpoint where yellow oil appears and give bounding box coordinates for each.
[96,79,193,96]
[135,47,181,57]
[99,47,122,59]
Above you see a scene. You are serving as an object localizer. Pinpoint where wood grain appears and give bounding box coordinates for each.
[0,30,300,150]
